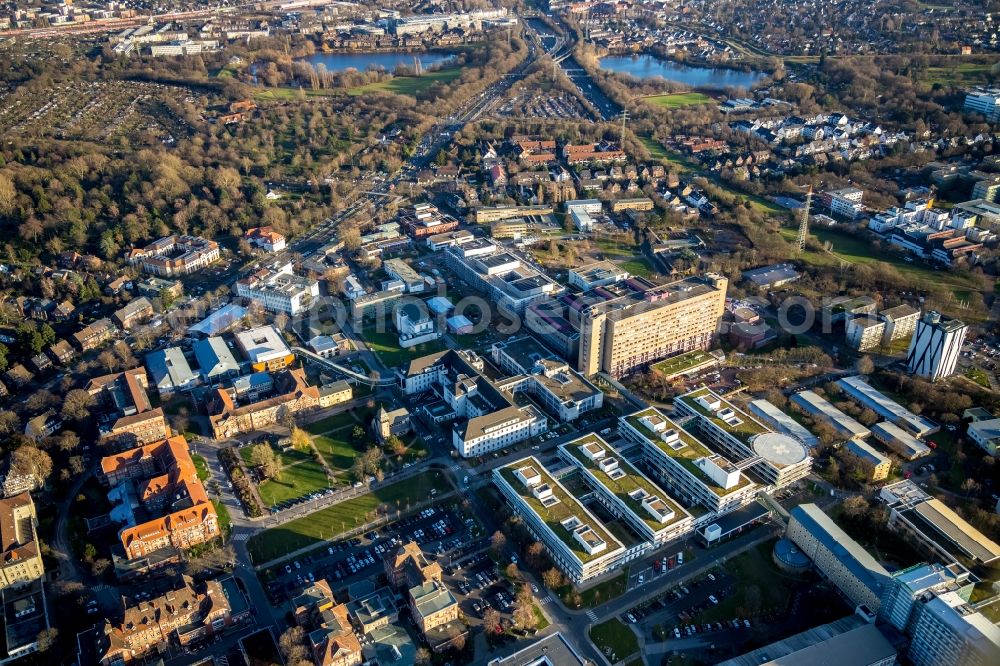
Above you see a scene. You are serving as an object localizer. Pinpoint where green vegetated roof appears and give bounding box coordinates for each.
[678,388,766,445]
[498,460,621,563]
[562,434,687,532]
[624,407,752,497]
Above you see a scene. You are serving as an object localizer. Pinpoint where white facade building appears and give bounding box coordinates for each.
[906,311,967,381]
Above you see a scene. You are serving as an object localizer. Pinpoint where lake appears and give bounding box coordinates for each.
[600,54,766,90]
[302,51,455,73]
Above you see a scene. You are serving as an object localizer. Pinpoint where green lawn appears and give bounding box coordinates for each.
[966,367,991,388]
[589,618,639,663]
[305,412,360,435]
[615,257,655,278]
[638,135,696,172]
[532,603,550,631]
[252,447,331,507]
[644,92,713,108]
[361,327,446,367]
[313,429,360,482]
[694,541,798,623]
[558,573,627,609]
[348,67,463,96]
[246,471,450,564]
[213,500,232,538]
[192,454,209,482]
[254,86,343,101]
[781,225,984,299]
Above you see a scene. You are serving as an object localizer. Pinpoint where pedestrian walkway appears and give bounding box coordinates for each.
[232,532,250,542]
[585,609,599,621]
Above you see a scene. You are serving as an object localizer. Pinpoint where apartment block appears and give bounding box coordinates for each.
[101,436,220,561]
[97,576,234,665]
[906,311,967,381]
[786,504,889,612]
[846,316,886,351]
[576,273,727,376]
[559,434,693,546]
[112,297,154,331]
[620,407,758,516]
[0,493,43,590]
[130,235,220,277]
[408,580,459,634]
[473,205,553,224]
[72,317,116,351]
[235,259,319,316]
[878,304,920,345]
[493,457,644,586]
[675,388,812,489]
[879,562,974,633]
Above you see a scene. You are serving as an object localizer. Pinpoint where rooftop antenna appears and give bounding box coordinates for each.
[797,185,812,251]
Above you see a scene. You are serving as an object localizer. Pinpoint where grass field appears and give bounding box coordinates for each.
[305,412,360,435]
[638,135,696,172]
[192,454,209,482]
[589,618,639,663]
[694,541,797,623]
[254,86,343,101]
[361,327,446,367]
[247,447,331,507]
[966,367,992,388]
[312,430,359,483]
[558,573,627,609]
[247,471,450,563]
[213,501,232,538]
[348,67,462,96]
[644,92,713,108]
[781,225,984,299]
[615,257,655,278]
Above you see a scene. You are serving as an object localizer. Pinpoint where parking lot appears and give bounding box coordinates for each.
[262,502,480,606]
[495,91,593,120]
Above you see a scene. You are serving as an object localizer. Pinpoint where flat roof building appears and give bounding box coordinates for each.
[791,390,871,440]
[844,439,892,482]
[786,503,890,612]
[234,325,293,372]
[837,376,938,437]
[620,407,758,516]
[718,615,896,666]
[568,261,629,292]
[487,632,589,666]
[559,434,693,546]
[870,421,932,460]
[493,457,639,586]
[879,480,1000,565]
[145,347,198,395]
[676,389,812,489]
[576,273,728,377]
[192,337,240,383]
[748,399,819,448]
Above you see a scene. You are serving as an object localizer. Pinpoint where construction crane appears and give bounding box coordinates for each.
[797,185,813,251]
